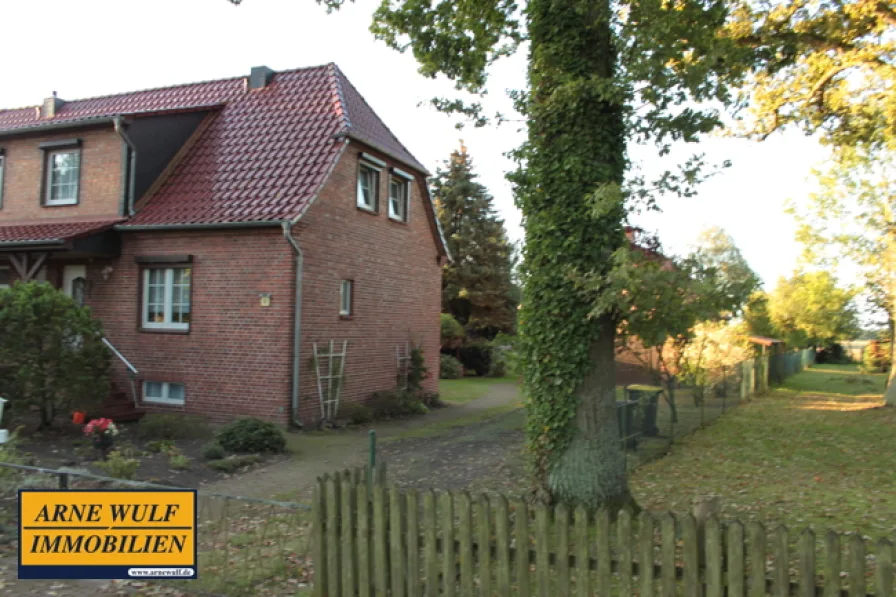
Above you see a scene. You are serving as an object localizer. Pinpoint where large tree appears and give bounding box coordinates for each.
[433,143,517,338]
[233,0,747,507]
[794,145,896,403]
[767,270,859,348]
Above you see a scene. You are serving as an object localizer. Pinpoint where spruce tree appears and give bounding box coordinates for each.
[433,143,516,338]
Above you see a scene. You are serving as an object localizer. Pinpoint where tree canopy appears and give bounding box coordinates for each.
[767,271,859,348]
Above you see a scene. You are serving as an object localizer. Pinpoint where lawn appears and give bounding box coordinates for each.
[630,364,896,539]
[438,376,517,404]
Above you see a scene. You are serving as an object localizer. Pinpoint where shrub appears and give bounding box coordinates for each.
[458,339,492,377]
[201,442,227,461]
[338,403,374,425]
[417,391,443,408]
[440,354,463,379]
[368,390,428,419]
[145,439,176,454]
[94,450,139,480]
[217,418,286,454]
[136,414,212,440]
[440,313,465,350]
[864,340,891,373]
[207,454,261,473]
[168,454,191,471]
[407,346,429,392]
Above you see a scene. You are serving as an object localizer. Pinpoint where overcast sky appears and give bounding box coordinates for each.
[0,0,835,290]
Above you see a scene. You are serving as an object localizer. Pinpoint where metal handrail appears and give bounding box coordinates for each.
[101,337,138,376]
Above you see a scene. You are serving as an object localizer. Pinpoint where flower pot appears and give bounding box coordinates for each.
[93,434,114,459]
[72,411,86,425]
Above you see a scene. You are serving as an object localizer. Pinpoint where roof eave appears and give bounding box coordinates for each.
[116,220,284,232]
[0,117,117,139]
[336,131,431,177]
[0,239,67,250]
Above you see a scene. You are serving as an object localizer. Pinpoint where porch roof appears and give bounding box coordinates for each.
[0,217,125,248]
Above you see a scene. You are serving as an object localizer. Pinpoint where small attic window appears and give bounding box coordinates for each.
[357,162,380,212]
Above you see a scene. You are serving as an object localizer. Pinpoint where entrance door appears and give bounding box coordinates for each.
[63,265,87,306]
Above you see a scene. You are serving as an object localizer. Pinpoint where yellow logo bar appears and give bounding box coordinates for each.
[20,490,196,568]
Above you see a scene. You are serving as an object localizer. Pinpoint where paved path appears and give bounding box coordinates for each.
[206,382,522,502]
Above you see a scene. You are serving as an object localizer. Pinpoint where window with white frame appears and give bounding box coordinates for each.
[0,267,9,290]
[339,280,353,316]
[388,176,409,222]
[357,163,380,211]
[143,381,185,405]
[44,149,81,206]
[142,267,192,330]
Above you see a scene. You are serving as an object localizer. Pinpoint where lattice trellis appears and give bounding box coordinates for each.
[313,340,348,421]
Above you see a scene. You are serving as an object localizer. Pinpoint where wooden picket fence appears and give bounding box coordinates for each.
[313,470,894,597]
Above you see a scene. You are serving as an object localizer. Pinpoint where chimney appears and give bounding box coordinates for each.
[248,66,275,90]
[40,92,65,118]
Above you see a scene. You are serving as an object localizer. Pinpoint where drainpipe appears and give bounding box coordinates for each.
[113,116,137,216]
[282,221,305,430]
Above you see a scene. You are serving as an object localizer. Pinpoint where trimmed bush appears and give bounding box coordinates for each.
[217,418,286,454]
[440,354,463,379]
[136,414,212,440]
[201,442,227,461]
[458,339,492,377]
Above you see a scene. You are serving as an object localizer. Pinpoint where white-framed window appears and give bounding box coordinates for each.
[44,149,81,206]
[339,280,353,316]
[0,266,9,290]
[357,163,380,211]
[143,381,185,406]
[388,176,409,222]
[142,267,192,330]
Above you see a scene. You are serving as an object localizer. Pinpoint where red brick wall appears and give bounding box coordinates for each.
[0,127,122,221]
[85,228,296,423]
[293,141,442,424]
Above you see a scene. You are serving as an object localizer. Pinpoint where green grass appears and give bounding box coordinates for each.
[631,364,895,538]
[439,376,517,404]
[382,401,523,442]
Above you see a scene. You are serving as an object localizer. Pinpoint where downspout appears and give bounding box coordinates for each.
[113,116,137,216]
[282,221,305,430]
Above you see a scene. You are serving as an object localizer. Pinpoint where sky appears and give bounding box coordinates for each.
[0,0,835,290]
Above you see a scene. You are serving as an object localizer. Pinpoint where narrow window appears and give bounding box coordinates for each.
[143,381,186,405]
[357,163,380,212]
[44,149,81,206]
[389,176,409,222]
[339,280,353,316]
[142,267,192,330]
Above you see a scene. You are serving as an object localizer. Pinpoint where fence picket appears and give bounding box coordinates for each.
[478,494,492,597]
[313,480,326,597]
[728,521,745,597]
[495,496,511,597]
[373,484,388,597]
[357,484,371,597]
[514,500,530,597]
[423,491,438,597]
[875,538,893,597]
[326,476,341,597]
[619,509,634,597]
[458,493,475,597]
[535,504,550,597]
[747,522,766,597]
[661,513,676,597]
[596,510,611,597]
[407,491,420,597]
[554,504,569,595]
[640,510,655,597]
[824,531,841,597]
[441,492,456,597]
[800,529,816,597]
[848,534,865,597]
[390,487,406,597]
[773,526,788,597]
[706,516,722,597]
[574,506,590,597]
[341,474,356,597]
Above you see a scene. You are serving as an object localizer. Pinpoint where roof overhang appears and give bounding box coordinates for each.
[0,117,117,139]
[0,219,124,255]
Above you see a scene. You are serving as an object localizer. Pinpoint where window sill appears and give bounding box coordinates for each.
[339,314,354,321]
[139,326,191,335]
[357,205,379,215]
[43,200,79,207]
[387,216,408,224]
[143,400,186,407]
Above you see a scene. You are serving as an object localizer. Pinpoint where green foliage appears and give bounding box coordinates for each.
[200,441,227,461]
[368,390,428,419]
[768,271,859,348]
[337,402,374,425]
[135,414,212,440]
[407,346,428,393]
[0,282,110,428]
[863,341,892,374]
[743,291,779,340]
[207,454,261,473]
[434,144,518,338]
[689,227,761,317]
[440,313,466,350]
[492,332,523,378]
[217,418,286,454]
[168,453,191,471]
[95,450,139,480]
[458,339,492,377]
[439,354,463,379]
[145,439,177,454]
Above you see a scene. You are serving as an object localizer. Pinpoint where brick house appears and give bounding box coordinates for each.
[0,64,447,427]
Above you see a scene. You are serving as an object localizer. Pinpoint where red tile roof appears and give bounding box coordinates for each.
[0,64,427,226]
[0,218,125,245]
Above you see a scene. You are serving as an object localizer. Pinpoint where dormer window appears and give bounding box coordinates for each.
[44,147,81,206]
[388,176,409,222]
[357,162,381,212]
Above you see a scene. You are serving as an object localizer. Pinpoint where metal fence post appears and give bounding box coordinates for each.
[58,472,68,489]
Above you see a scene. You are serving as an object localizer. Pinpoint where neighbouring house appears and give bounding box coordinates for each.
[0,64,447,426]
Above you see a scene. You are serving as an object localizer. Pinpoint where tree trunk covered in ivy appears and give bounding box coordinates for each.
[519,0,632,508]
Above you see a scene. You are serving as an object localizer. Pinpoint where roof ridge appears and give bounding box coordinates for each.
[0,63,333,112]
[328,63,352,132]
[335,68,425,170]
